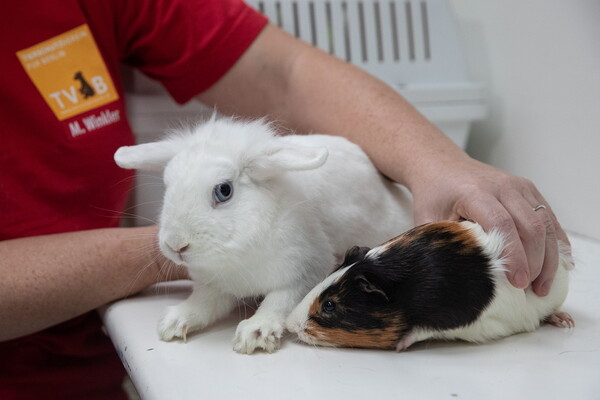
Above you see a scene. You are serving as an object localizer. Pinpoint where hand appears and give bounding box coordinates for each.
[410,157,569,296]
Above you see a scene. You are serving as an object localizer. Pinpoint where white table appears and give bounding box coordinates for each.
[101,233,600,400]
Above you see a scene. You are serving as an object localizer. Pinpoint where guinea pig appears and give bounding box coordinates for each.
[286,221,574,351]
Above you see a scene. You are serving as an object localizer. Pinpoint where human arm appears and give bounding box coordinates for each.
[196,23,568,295]
[0,226,186,341]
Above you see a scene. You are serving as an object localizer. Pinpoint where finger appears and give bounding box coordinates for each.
[530,187,571,248]
[525,187,564,294]
[552,215,572,255]
[504,196,549,283]
[458,195,530,289]
[531,223,558,296]
[528,200,560,296]
[550,216,575,271]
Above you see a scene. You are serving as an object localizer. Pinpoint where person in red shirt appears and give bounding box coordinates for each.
[1,1,266,398]
[0,0,568,398]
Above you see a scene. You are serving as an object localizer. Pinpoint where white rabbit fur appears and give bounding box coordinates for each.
[114,117,412,354]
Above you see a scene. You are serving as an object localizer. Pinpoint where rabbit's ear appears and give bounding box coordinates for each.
[114,137,187,171]
[247,143,328,180]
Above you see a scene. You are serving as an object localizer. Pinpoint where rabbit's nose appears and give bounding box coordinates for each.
[166,241,190,255]
[177,244,190,254]
[165,242,190,264]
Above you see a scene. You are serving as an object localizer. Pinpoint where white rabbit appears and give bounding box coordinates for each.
[114,116,412,354]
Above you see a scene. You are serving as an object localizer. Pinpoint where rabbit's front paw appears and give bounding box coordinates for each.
[157,304,205,342]
[233,315,285,354]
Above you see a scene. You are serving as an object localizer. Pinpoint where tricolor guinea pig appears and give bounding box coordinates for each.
[286,221,574,351]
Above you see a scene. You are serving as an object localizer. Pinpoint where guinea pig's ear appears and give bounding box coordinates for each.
[114,136,188,171]
[246,142,328,180]
[339,246,371,268]
[355,275,389,303]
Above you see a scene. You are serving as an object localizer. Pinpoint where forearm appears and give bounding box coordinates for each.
[291,51,472,189]
[0,226,173,341]
[198,24,470,190]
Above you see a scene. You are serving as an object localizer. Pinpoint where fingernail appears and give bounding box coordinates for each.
[514,270,529,288]
[540,280,553,296]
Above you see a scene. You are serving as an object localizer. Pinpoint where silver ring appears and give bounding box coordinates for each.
[533,204,547,212]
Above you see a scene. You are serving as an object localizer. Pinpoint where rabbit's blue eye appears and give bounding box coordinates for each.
[214,181,233,203]
[322,300,336,313]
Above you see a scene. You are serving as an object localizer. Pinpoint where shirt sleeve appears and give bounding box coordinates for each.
[113,0,268,103]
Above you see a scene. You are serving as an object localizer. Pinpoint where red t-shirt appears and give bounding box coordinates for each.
[0,0,267,398]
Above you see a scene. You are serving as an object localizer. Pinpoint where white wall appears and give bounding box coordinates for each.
[449,0,600,240]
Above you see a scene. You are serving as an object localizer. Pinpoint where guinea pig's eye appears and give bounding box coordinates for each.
[322,300,336,313]
[213,181,233,204]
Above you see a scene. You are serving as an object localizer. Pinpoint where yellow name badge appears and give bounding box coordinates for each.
[16,24,119,121]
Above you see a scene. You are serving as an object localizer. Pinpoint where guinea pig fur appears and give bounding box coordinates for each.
[286,221,574,351]
[114,116,413,354]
